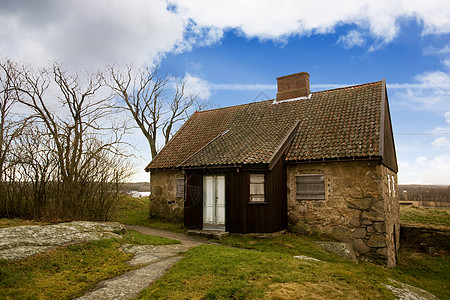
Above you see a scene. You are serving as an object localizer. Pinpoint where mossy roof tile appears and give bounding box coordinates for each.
[145,81,383,170]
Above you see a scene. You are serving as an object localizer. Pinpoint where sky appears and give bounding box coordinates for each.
[1,0,450,184]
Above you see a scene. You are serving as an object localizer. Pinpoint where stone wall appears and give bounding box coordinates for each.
[380,165,400,267]
[149,170,185,222]
[287,161,399,266]
[400,225,449,253]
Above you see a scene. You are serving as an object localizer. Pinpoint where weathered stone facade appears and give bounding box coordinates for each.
[287,160,399,266]
[149,170,185,222]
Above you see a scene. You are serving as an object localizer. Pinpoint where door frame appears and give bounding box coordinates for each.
[203,174,226,231]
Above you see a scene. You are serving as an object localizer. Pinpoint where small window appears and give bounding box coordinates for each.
[250,174,265,202]
[176,177,184,198]
[296,174,325,200]
[390,174,396,198]
[387,174,391,196]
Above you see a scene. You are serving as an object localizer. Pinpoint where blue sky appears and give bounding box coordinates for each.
[1,0,450,184]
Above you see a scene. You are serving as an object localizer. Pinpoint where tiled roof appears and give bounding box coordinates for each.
[145,81,383,170]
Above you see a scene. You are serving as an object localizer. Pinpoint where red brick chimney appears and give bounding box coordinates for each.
[276,72,310,101]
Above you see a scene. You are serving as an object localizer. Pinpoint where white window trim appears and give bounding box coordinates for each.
[388,174,392,197]
[250,174,265,202]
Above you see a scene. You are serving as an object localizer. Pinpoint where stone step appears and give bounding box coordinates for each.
[187,229,229,240]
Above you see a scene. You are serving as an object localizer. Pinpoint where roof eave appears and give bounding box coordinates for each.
[267,120,301,170]
[286,156,383,165]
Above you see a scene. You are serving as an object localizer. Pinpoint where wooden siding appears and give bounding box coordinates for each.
[184,172,203,229]
[184,156,287,233]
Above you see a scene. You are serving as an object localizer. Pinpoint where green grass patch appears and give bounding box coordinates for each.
[137,234,449,300]
[0,229,179,299]
[0,238,133,300]
[400,206,450,229]
[110,195,186,232]
[123,229,180,245]
[218,233,343,262]
[0,218,49,228]
[394,249,450,298]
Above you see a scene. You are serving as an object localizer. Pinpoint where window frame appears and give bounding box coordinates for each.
[249,173,265,203]
[296,174,325,200]
[176,177,185,199]
[388,174,392,197]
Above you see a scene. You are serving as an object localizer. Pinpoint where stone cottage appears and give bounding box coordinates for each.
[145,72,399,266]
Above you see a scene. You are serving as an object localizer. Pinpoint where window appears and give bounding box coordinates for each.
[176,177,184,198]
[250,174,265,202]
[392,175,396,198]
[388,173,396,198]
[296,174,325,200]
[388,174,391,196]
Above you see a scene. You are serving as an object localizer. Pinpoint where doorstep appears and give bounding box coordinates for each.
[187,229,230,240]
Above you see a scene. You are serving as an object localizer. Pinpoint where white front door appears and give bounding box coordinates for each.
[203,175,225,231]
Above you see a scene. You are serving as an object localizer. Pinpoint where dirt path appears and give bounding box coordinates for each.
[76,226,206,300]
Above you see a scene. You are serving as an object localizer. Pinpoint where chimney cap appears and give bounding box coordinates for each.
[276,71,310,80]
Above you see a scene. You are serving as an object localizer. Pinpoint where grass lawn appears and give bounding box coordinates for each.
[110,195,187,232]
[0,228,179,300]
[400,205,450,229]
[0,218,49,228]
[2,197,448,299]
[138,235,449,299]
[113,195,448,299]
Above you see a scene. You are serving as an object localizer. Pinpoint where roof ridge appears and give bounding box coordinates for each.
[197,81,383,112]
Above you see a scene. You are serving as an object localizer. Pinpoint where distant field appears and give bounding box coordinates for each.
[122,182,150,193]
[398,185,449,208]
[110,196,186,232]
[400,206,450,229]
[1,195,449,299]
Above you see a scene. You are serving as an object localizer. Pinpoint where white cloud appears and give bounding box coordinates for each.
[0,0,186,68]
[1,0,450,69]
[398,154,450,184]
[415,156,427,164]
[388,70,450,112]
[445,111,450,124]
[418,154,450,184]
[183,73,211,99]
[443,59,450,69]
[424,44,450,55]
[415,71,450,88]
[431,136,450,150]
[171,0,450,45]
[338,30,365,49]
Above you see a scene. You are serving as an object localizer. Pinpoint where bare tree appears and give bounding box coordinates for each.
[2,61,131,220]
[15,65,122,181]
[0,59,27,180]
[107,65,203,158]
[9,125,57,217]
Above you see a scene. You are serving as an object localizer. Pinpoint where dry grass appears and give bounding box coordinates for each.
[400,206,450,229]
[0,218,49,228]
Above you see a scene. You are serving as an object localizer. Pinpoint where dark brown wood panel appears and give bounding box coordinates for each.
[184,172,203,229]
[382,93,398,172]
[226,171,248,233]
[243,154,287,233]
[184,158,287,233]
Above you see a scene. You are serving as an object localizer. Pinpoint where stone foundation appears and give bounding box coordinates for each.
[287,161,399,266]
[149,170,185,222]
[400,225,449,253]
